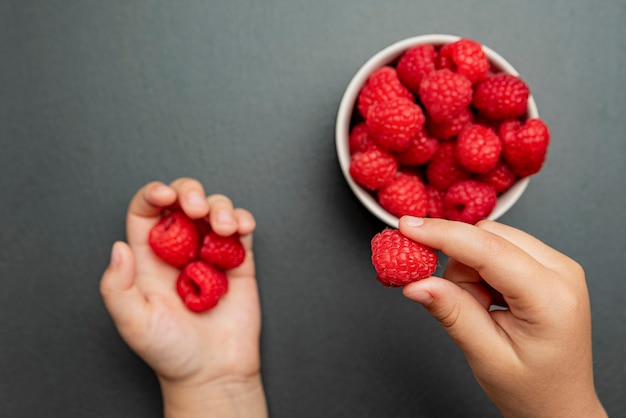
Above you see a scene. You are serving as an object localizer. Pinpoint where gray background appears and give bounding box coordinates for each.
[1,1,625,417]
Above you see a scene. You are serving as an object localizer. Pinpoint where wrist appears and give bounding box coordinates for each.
[159,373,268,418]
[498,391,607,418]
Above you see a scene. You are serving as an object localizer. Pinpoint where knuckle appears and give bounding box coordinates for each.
[436,301,462,330]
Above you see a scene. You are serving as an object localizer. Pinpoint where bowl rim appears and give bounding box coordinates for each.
[336,34,538,228]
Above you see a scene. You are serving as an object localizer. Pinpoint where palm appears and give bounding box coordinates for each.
[123,233,260,385]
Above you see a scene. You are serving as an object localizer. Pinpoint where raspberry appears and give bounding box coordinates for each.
[444,180,497,224]
[473,73,529,120]
[357,66,414,118]
[366,98,425,152]
[349,147,398,191]
[377,173,428,218]
[394,129,439,166]
[371,228,438,287]
[427,106,474,140]
[501,118,550,177]
[419,69,473,123]
[149,211,199,267]
[396,44,437,93]
[348,122,374,154]
[176,261,228,312]
[425,141,471,191]
[435,39,489,84]
[426,186,445,218]
[200,231,246,270]
[476,160,518,194]
[497,118,522,139]
[456,124,502,174]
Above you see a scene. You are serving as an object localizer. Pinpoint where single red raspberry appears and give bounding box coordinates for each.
[497,118,522,140]
[394,129,439,166]
[176,261,228,312]
[366,98,425,152]
[427,106,474,140]
[426,186,445,218]
[348,122,375,154]
[349,147,398,191]
[456,124,502,174]
[425,141,471,191]
[357,66,414,118]
[476,160,518,194]
[419,69,473,123]
[501,118,550,177]
[149,211,199,267]
[200,231,246,270]
[377,173,428,218]
[444,180,497,224]
[371,228,438,287]
[435,39,489,84]
[396,44,437,93]
[473,73,529,120]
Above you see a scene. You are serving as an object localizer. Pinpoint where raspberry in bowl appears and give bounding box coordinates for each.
[336,34,549,227]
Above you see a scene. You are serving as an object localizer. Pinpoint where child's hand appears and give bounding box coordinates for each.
[399,216,606,418]
[100,178,267,418]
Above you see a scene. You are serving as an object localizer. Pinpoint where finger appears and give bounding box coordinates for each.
[476,220,572,271]
[100,242,149,329]
[403,277,513,364]
[398,216,548,310]
[169,177,209,219]
[206,194,237,236]
[443,259,493,309]
[126,182,177,248]
[234,208,256,236]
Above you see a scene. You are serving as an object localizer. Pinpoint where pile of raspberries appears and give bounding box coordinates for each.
[349,38,550,225]
[149,211,246,312]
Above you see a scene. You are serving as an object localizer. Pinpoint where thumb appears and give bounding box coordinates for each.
[100,242,148,326]
[403,277,509,363]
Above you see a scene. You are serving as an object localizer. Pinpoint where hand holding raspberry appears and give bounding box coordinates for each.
[100,178,267,418]
[398,216,607,418]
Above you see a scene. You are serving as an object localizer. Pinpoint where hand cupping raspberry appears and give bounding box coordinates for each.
[149,211,245,312]
[348,37,551,225]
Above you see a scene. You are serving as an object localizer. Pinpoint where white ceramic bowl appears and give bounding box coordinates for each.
[336,34,537,228]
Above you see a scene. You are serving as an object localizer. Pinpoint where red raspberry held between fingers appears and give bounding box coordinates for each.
[456,124,502,174]
[377,173,428,218]
[427,106,474,140]
[396,44,437,93]
[435,39,489,84]
[149,211,199,268]
[200,231,246,270]
[477,160,518,194]
[444,179,497,224]
[501,118,550,177]
[366,98,425,152]
[357,66,414,118]
[371,228,438,287]
[473,73,530,120]
[419,69,473,123]
[348,122,375,154]
[425,141,471,191]
[394,128,439,166]
[176,261,228,312]
[349,147,398,191]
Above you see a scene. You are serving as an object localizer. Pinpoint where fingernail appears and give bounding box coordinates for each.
[217,211,234,225]
[404,216,424,227]
[187,192,206,207]
[110,242,122,267]
[408,291,433,306]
